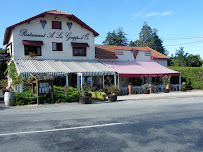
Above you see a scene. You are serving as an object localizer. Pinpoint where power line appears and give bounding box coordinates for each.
[165,40,203,47]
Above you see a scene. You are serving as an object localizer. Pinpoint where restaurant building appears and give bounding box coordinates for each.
[3,10,180,92]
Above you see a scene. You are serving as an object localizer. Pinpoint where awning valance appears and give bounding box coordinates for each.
[22,40,43,46]
[101,61,180,77]
[71,42,89,47]
[14,59,115,77]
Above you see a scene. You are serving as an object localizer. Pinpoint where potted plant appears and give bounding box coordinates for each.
[29,52,38,58]
[181,82,187,92]
[141,83,150,94]
[162,76,171,93]
[78,83,92,104]
[106,85,119,102]
[128,82,132,95]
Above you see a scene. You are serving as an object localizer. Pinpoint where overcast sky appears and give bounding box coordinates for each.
[1,0,203,58]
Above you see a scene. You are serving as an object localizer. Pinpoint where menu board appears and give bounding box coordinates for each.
[39,82,49,94]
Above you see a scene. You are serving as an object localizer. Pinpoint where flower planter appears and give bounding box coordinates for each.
[164,89,170,93]
[128,85,132,95]
[143,89,150,94]
[181,88,187,92]
[108,94,117,102]
[79,96,91,104]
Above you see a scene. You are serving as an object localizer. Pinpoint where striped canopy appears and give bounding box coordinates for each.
[101,61,180,77]
[14,59,115,77]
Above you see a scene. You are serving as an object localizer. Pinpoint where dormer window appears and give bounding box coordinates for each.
[52,21,62,29]
[71,42,89,56]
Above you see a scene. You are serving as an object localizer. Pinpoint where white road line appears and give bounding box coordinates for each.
[0,122,125,136]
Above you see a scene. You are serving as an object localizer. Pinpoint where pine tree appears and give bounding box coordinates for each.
[103,27,128,46]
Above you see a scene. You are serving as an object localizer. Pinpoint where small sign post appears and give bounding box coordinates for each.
[64,86,69,98]
[0,53,10,61]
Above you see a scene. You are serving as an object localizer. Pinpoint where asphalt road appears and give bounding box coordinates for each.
[0,97,203,152]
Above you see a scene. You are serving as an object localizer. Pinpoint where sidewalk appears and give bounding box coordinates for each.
[1,90,203,108]
[117,90,203,101]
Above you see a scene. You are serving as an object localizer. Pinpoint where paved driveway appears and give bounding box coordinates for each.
[0,96,203,152]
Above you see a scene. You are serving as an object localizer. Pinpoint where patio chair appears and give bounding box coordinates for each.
[155,86,159,92]
[170,85,174,91]
[152,86,155,93]
[121,87,128,95]
[139,88,143,94]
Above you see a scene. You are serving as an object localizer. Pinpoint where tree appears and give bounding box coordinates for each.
[170,47,202,67]
[130,22,167,55]
[0,48,7,79]
[0,48,6,53]
[103,27,128,46]
[187,54,201,67]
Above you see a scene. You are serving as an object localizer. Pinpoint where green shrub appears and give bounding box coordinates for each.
[15,90,37,106]
[90,91,107,101]
[15,86,79,105]
[54,86,79,103]
[169,66,203,90]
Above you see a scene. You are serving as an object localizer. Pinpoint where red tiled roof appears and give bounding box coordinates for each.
[95,45,170,60]
[3,10,99,45]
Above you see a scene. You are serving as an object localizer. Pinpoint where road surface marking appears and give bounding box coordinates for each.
[0,122,125,136]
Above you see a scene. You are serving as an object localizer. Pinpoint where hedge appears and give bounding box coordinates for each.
[15,90,37,105]
[169,66,203,90]
[15,86,79,105]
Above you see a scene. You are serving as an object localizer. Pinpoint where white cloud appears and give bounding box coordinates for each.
[144,11,173,17]
[161,11,173,16]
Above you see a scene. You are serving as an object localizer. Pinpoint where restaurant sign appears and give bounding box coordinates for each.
[0,53,10,61]
[19,29,90,42]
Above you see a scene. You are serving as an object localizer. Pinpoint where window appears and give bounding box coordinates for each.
[71,43,89,57]
[52,21,62,29]
[73,47,86,56]
[24,45,41,56]
[52,42,63,51]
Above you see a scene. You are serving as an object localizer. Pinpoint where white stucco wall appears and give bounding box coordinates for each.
[153,60,168,67]
[11,15,95,60]
[135,51,151,61]
[115,50,151,62]
[115,50,134,61]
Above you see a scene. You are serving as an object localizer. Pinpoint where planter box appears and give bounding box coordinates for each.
[79,96,91,104]
[143,89,150,94]
[181,88,187,92]
[108,94,117,102]
[164,89,170,93]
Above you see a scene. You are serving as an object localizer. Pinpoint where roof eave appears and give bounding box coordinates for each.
[151,57,171,60]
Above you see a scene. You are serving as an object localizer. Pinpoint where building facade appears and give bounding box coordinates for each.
[3,10,180,92]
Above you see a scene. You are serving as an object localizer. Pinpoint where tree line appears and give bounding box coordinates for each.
[102,22,202,67]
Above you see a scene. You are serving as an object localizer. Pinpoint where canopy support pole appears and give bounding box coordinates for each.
[65,75,69,98]
[118,74,120,89]
[179,73,181,91]
[114,73,116,87]
[103,76,105,88]
[81,73,83,90]
[91,76,93,89]
[77,74,80,90]
[19,83,23,93]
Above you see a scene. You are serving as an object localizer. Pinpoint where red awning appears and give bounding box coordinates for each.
[71,42,89,47]
[102,61,180,77]
[22,40,43,46]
